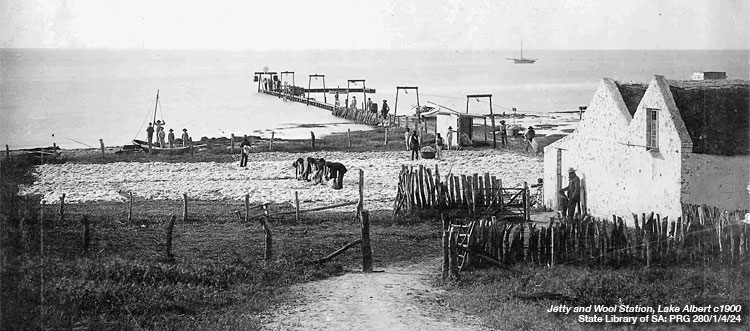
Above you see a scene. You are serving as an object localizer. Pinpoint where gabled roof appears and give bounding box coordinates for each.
[668,79,749,156]
[615,82,648,116]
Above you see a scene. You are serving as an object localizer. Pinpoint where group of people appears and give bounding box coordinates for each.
[146,120,190,150]
[334,93,391,125]
[292,157,348,190]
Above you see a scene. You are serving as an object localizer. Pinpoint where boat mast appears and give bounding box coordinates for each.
[153,90,160,124]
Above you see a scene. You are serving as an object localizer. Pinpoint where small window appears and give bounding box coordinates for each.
[646,108,658,150]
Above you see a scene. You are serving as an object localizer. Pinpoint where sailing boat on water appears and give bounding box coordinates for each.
[132,90,192,155]
[506,42,537,64]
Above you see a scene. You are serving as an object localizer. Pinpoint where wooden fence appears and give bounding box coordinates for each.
[393,165,529,220]
[444,204,749,277]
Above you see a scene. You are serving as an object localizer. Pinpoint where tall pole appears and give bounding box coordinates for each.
[394,88,399,119]
[362,80,367,112]
[153,90,160,125]
[323,76,327,103]
[490,96,496,149]
[416,88,421,127]
[307,76,312,105]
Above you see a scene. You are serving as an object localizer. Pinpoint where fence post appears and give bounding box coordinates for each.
[442,214,449,280]
[230,134,235,154]
[127,192,133,223]
[244,194,250,223]
[358,169,364,216]
[99,139,105,157]
[189,138,194,157]
[82,215,90,253]
[5,144,9,157]
[347,129,352,148]
[524,182,530,221]
[360,209,373,272]
[165,214,176,260]
[294,191,300,222]
[384,127,388,145]
[260,204,273,262]
[59,194,65,223]
[269,131,275,151]
[182,193,188,222]
[310,131,316,150]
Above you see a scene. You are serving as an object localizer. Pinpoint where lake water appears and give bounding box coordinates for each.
[1,48,747,149]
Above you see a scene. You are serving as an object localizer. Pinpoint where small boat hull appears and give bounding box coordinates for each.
[133,139,190,155]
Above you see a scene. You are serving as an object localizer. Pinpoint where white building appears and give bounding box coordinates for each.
[543,75,749,223]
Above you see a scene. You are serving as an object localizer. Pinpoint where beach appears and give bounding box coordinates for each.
[20,149,542,210]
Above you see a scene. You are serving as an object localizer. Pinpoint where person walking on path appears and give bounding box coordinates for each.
[524,126,536,153]
[499,120,508,147]
[409,130,420,161]
[239,137,252,167]
[381,100,390,126]
[157,127,167,148]
[181,129,190,147]
[146,122,155,152]
[167,129,175,148]
[435,133,444,160]
[446,126,454,150]
[559,167,581,222]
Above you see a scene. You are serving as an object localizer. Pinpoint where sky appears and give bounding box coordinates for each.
[1,0,748,50]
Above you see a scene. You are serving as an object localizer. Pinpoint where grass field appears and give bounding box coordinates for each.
[1,154,443,330]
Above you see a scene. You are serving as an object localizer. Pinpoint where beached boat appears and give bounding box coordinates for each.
[506,42,537,64]
[132,139,190,155]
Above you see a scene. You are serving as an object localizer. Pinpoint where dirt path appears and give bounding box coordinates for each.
[260,258,490,331]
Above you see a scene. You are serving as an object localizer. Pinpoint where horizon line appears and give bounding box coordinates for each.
[2,47,749,52]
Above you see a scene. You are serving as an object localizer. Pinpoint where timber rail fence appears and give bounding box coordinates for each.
[443,204,750,279]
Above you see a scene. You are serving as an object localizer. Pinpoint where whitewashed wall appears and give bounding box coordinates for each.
[681,153,750,211]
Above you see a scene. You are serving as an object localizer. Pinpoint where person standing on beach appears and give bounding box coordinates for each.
[239,137,252,167]
[181,129,190,147]
[167,129,175,148]
[146,123,155,152]
[351,96,357,110]
[499,120,508,147]
[446,126,454,150]
[559,168,581,221]
[381,100,390,125]
[409,130,420,160]
[157,127,166,148]
[435,133,444,160]
[524,126,536,153]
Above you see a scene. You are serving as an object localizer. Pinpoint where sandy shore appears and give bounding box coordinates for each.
[20,150,542,211]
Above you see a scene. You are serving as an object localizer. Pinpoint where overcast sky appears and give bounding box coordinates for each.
[1,0,748,50]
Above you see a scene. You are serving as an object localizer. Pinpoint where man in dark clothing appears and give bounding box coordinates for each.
[499,120,508,147]
[524,126,536,152]
[559,167,581,222]
[326,161,347,190]
[292,158,305,180]
[311,158,327,184]
[409,130,420,160]
[303,157,316,181]
[239,137,252,167]
[381,100,390,122]
[146,123,154,153]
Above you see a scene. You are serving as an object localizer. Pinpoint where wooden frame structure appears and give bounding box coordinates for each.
[466,94,496,148]
[307,74,326,105]
[394,86,420,126]
[280,71,295,95]
[254,71,278,92]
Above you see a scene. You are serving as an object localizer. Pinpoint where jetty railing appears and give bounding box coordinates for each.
[443,204,750,278]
